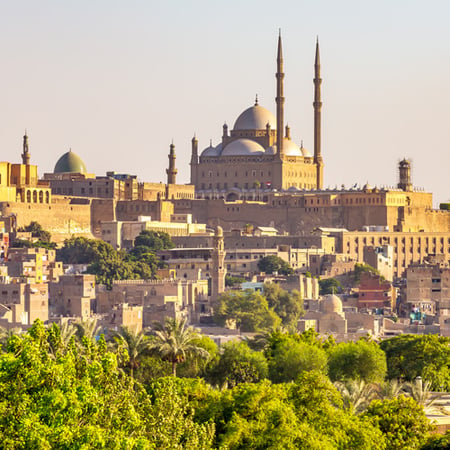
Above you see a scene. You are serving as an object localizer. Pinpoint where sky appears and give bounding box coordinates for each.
[1,0,449,205]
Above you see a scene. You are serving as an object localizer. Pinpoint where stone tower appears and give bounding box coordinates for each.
[398,158,412,191]
[313,38,324,189]
[166,142,177,185]
[22,131,30,165]
[211,226,226,301]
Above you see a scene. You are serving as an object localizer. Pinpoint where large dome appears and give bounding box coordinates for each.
[233,104,276,130]
[54,150,87,174]
[221,138,265,156]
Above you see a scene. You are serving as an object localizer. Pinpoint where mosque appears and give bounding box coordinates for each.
[190,34,324,201]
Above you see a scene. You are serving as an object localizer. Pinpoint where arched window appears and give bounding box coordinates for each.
[32,191,37,203]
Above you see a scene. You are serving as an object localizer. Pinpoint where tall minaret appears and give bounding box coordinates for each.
[313,38,324,189]
[211,226,226,301]
[190,134,198,185]
[276,31,285,157]
[166,141,177,185]
[22,131,30,165]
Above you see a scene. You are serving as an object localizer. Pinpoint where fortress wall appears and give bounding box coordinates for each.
[0,201,93,244]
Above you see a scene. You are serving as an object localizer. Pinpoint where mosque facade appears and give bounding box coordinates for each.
[190,35,324,200]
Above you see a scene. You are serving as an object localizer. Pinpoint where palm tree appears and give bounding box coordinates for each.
[112,326,151,378]
[404,377,448,414]
[377,379,405,400]
[0,326,22,351]
[47,321,77,357]
[74,318,101,342]
[334,379,378,414]
[151,317,210,377]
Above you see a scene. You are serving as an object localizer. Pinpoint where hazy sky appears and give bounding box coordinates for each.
[1,1,449,205]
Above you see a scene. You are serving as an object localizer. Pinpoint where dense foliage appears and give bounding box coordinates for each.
[0,321,445,449]
[12,221,56,249]
[319,277,343,295]
[257,255,294,275]
[57,230,174,288]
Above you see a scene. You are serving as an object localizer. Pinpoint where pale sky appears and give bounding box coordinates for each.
[1,1,449,205]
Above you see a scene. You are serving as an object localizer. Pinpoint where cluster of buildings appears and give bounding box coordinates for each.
[0,35,449,340]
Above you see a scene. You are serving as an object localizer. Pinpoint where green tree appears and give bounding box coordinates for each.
[207,340,268,387]
[176,335,218,378]
[18,221,52,243]
[354,263,381,283]
[151,317,210,376]
[268,337,328,383]
[327,339,387,383]
[364,395,433,450]
[214,290,281,332]
[257,255,294,275]
[263,282,304,328]
[421,431,450,450]
[133,230,174,252]
[319,277,343,295]
[334,379,379,414]
[380,334,450,390]
[111,326,152,378]
[0,320,215,448]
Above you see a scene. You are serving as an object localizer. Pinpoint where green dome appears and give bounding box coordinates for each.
[54,150,87,174]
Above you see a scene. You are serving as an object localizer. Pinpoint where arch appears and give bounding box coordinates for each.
[26,190,31,203]
[45,191,50,203]
[226,192,239,202]
[38,191,44,203]
[32,190,37,203]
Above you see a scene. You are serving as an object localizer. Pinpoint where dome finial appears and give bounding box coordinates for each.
[254,94,259,106]
[210,139,212,146]
[301,140,304,148]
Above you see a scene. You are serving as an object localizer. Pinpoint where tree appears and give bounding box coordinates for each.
[176,335,218,378]
[364,395,433,450]
[151,317,209,376]
[133,230,174,252]
[380,334,450,390]
[214,290,281,332]
[327,339,387,384]
[207,340,268,387]
[111,326,152,378]
[18,221,52,243]
[0,320,215,448]
[257,255,294,275]
[268,338,328,383]
[319,277,343,295]
[334,379,379,414]
[263,282,303,328]
[353,263,381,283]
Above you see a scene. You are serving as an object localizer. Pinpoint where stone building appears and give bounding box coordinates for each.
[190,35,323,197]
[0,282,48,329]
[357,272,395,310]
[49,274,96,320]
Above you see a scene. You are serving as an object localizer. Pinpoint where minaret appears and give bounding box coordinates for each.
[211,226,226,301]
[22,131,30,165]
[313,38,324,189]
[190,134,198,185]
[166,141,177,185]
[276,31,285,157]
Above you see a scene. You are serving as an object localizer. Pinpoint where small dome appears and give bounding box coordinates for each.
[221,138,265,156]
[54,150,87,174]
[300,143,312,157]
[201,143,221,157]
[233,104,276,130]
[321,294,343,314]
[267,139,310,157]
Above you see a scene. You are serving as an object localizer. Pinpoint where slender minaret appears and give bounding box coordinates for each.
[22,131,30,165]
[313,38,324,189]
[276,31,285,157]
[166,141,177,185]
[211,226,226,301]
[190,134,198,185]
